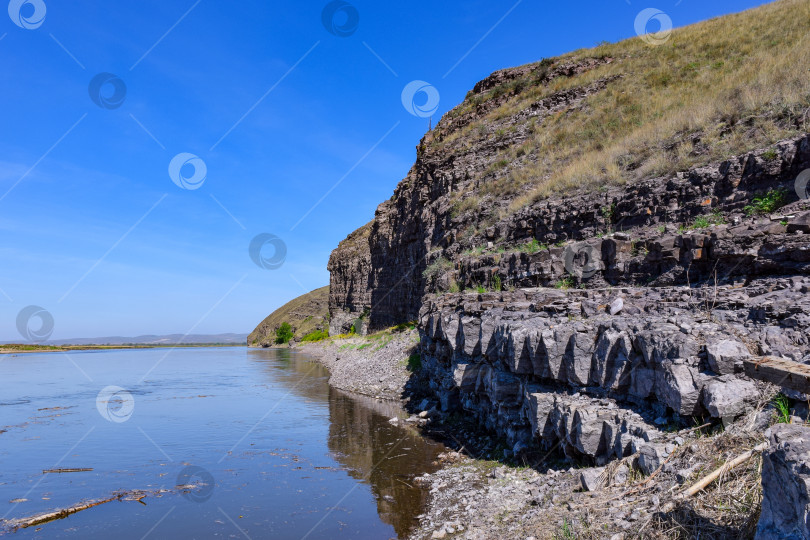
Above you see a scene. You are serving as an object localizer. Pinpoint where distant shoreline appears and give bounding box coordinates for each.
[0,343,245,354]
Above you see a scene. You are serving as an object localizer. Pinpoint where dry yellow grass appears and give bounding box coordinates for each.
[434,0,810,215]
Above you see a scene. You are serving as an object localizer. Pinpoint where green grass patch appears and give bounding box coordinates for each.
[300,329,328,343]
[423,257,453,281]
[680,210,725,232]
[520,238,547,254]
[773,393,791,424]
[555,277,575,290]
[762,149,779,161]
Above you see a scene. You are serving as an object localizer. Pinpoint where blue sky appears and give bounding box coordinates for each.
[0,0,771,340]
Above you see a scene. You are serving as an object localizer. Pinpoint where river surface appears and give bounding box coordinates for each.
[0,347,445,539]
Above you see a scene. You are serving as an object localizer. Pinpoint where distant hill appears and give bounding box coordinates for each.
[248,286,329,347]
[1,333,249,346]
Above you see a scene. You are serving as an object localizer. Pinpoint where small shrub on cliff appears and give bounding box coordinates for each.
[744,188,789,216]
[555,277,575,290]
[423,257,453,282]
[601,203,616,224]
[491,274,502,291]
[521,238,545,254]
[274,322,294,344]
[685,210,725,231]
[762,149,779,161]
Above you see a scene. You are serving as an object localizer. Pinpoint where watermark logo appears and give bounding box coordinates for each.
[16,305,54,342]
[249,233,287,270]
[88,73,127,110]
[563,243,602,279]
[96,386,135,423]
[402,80,440,119]
[321,0,359,37]
[795,169,810,200]
[168,153,207,191]
[634,8,672,46]
[8,0,46,29]
[176,465,215,503]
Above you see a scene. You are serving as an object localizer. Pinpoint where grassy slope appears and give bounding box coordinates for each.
[247,286,330,346]
[434,0,810,216]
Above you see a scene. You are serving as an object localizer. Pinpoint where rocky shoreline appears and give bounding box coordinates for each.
[267,333,804,539]
[288,329,419,401]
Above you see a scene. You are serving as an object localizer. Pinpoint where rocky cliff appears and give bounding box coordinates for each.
[323,0,810,468]
[327,0,810,335]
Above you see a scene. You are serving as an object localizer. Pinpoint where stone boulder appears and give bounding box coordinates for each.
[701,375,760,420]
[706,338,750,375]
[757,424,810,540]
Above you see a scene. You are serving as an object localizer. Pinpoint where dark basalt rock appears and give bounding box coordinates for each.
[415,278,810,461]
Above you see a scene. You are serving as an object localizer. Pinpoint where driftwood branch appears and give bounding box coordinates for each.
[679,422,712,436]
[680,442,768,498]
[659,441,768,513]
[2,494,123,530]
[1,484,202,532]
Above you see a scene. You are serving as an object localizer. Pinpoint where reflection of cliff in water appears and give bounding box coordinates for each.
[247,348,332,403]
[327,388,446,538]
[248,349,446,537]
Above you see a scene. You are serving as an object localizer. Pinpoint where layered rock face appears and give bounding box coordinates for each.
[324,24,810,468]
[327,223,372,335]
[328,93,810,333]
[453,135,810,291]
[418,276,810,461]
[325,122,810,460]
[327,58,628,333]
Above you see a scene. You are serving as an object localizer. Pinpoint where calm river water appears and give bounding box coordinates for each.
[0,347,445,539]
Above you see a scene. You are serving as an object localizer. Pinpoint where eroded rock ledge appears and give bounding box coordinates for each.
[417,276,810,463]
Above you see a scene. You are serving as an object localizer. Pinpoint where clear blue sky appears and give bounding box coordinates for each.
[0,0,771,340]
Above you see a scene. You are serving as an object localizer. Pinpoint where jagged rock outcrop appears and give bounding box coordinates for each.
[417,276,810,460]
[327,57,810,333]
[327,223,372,335]
[326,56,634,333]
[328,129,810,334]
[757,424,810,539]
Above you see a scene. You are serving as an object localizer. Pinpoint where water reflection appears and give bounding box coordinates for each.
[247,349,446,538]
[327,389,445,538]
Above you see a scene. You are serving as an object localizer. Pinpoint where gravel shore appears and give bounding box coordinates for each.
[292,329,419,401]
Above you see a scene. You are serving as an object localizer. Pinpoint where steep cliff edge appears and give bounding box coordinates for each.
[323,0,810,494]
[328,0,810,334]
